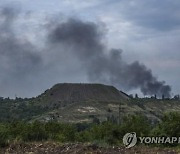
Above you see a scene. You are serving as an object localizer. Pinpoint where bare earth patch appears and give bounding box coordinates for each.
[0,142,179,154]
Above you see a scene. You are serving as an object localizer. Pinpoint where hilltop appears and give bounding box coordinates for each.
[44,83,129,101]
[0,83,179,123]
[37,83,129,106]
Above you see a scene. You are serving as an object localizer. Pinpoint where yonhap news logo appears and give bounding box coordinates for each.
[123,132,137,148]
[123,132,180,148]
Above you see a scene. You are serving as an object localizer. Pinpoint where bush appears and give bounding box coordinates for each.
[0,124,9,147]
[88,122,122,145]
[1,112,180,147]
[120,114,151,137]
[23,121,48,141]
[45,122,62,140]
[45,122,76,142]
[76,130,91,142]
[152,112,180,137]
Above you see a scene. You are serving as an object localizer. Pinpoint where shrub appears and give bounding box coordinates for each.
[152,112,180,137]
[0,124,9,147]
[120,114,151,137]
[22,121,48,141]
[88,122,122,145]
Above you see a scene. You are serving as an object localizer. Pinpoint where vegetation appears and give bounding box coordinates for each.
[1,112,180,148]
[152,112,180,137]
[0,84,180,150]
[0,95,180,124]
[0,83,179,124]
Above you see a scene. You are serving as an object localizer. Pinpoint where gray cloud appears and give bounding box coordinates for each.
[117,0,180,31]
[0,7,43,97]
[0,8,87,98]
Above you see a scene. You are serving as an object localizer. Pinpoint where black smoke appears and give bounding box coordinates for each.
[0,7,171,97]
[48,18,171,97]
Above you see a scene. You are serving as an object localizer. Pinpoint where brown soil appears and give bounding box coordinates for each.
[42,83,129,103]
[0,142,178,154]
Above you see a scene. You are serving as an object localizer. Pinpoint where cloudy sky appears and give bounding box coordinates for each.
[0,0,179,98]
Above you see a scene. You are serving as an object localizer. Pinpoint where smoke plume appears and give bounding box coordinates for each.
[0,7,171,97]
[49,18,171,97]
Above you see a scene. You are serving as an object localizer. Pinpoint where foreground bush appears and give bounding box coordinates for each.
[120,114,151,137]
[0,124,9,147]
[0,112,180,147]
[152,112,180,137]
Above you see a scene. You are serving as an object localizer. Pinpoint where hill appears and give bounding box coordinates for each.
[44,83,129,101]
[37,83,129,106]
[0,83,180,123]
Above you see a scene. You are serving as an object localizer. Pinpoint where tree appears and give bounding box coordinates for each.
[154,94,157,99]
[129,94,133,98]
[135,94,139,99]
[162,94,165,100]
[174,95,180,100]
